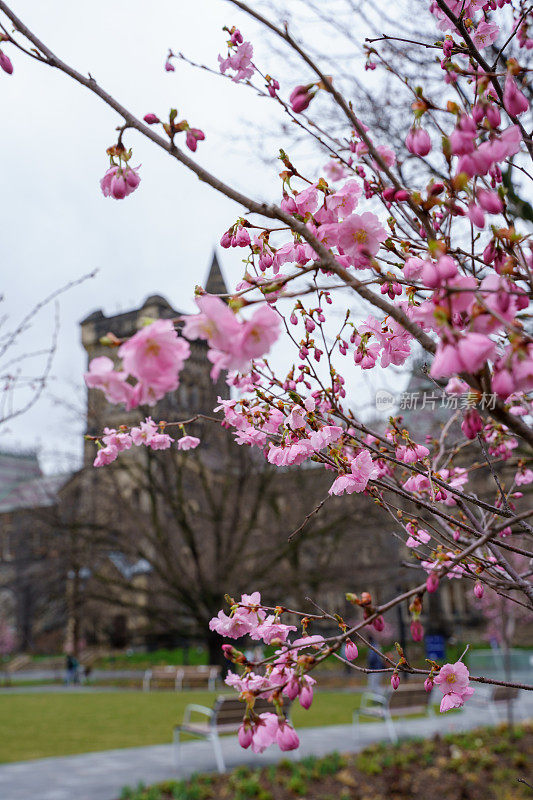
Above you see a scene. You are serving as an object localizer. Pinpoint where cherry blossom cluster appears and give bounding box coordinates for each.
[2,0,530,757]
[100,144,141,201]
[143,109,205,153]
[181,295,280,380]
[218,27,254,82]
[84,319,190,409]
[90,418,200,468]
[209,593,476,751]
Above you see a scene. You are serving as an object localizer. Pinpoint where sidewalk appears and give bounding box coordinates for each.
[0,693,531,800]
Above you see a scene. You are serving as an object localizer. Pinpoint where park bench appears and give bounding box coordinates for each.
[2,654,31,685]
[143,664,220,691]
[353,683,434,743]
[468,684,520,722]
[79,650,101,683]
[174,694,292,773]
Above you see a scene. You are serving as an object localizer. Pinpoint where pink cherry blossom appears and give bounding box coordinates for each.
[338,212,387,267]
[325,180,362,217]
[218,41,254,82]
[329,449,379,495]
[503,74,529,116]
[93,444,119,467]
[100,165,141,199]
[472,21,499,49]
[84,357,134,406]
[182,296,240,350]
[119,319,189,387]
[430,333,496,379]
[309,425,343,451]
[148,432,174,450]
[237,305,281,362]
[102,427,133,451]
[250,713,279,753]
[177,435,200,450]
[294,184,319,215]
[131,418,159,446]
[515,468,533,486]
[433,661,474,712]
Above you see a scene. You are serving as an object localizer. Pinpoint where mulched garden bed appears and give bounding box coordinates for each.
[119,722,533,800]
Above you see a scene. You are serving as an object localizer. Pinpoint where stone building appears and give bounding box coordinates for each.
[0,451,73,651]
[0,255,493,656]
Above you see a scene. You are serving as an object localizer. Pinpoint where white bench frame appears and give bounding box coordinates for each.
[173,697,293,774]
[143,666,219,692]
[174,703,226,773]
[353,688,434,744]
[467,684,520,723]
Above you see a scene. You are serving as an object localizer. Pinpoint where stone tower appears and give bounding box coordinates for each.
[80,254,230,464]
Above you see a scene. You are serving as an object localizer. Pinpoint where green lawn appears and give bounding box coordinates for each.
[0,689,363,764]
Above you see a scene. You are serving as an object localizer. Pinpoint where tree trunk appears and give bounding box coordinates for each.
[206,627,229,678]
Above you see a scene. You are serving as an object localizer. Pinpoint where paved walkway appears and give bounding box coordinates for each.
[0,693,531,800]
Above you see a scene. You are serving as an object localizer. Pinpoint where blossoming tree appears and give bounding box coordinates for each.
[1,0,532,754]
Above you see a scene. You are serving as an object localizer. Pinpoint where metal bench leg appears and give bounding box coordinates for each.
[173,727,182,773]
[352,711,360,746]
[211,731,226,774]
[385,712,398,744]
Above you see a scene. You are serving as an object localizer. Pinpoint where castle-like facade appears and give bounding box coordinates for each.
[81,254,230,464]
[0,255,482,655]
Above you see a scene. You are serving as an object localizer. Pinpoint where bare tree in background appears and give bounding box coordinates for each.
[0,274,93,431]
[69,427,393,664]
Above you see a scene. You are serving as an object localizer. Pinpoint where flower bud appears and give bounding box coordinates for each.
[426,573,439,593]
[235,226,251,247]
[424,677,433,692]
[143,113,160,125]
[461,408,483,440]
[299,685,313,709]
[0,51,13,75]
[474,581,484,599]
[373,615,385,632]
[281,194,298,214]
[503,74,529,116]
[277,722,300,751]
[410,620,424,642]
[345,640,358,661]
[476,188,503,214]
[391,673,400,690]
[485,103,501,128]
[289,85,314,113]
[111,174,127,200]
[406,127,432,156]
[394,189,410,202]
[238,723,253,748]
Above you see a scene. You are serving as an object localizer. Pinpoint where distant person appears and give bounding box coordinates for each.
[367,636,384,694]
[65,654,77,685]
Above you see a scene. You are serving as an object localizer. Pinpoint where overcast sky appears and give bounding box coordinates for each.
[2,0,409,472]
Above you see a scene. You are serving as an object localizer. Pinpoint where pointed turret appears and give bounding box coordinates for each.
[205,252,228,296]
